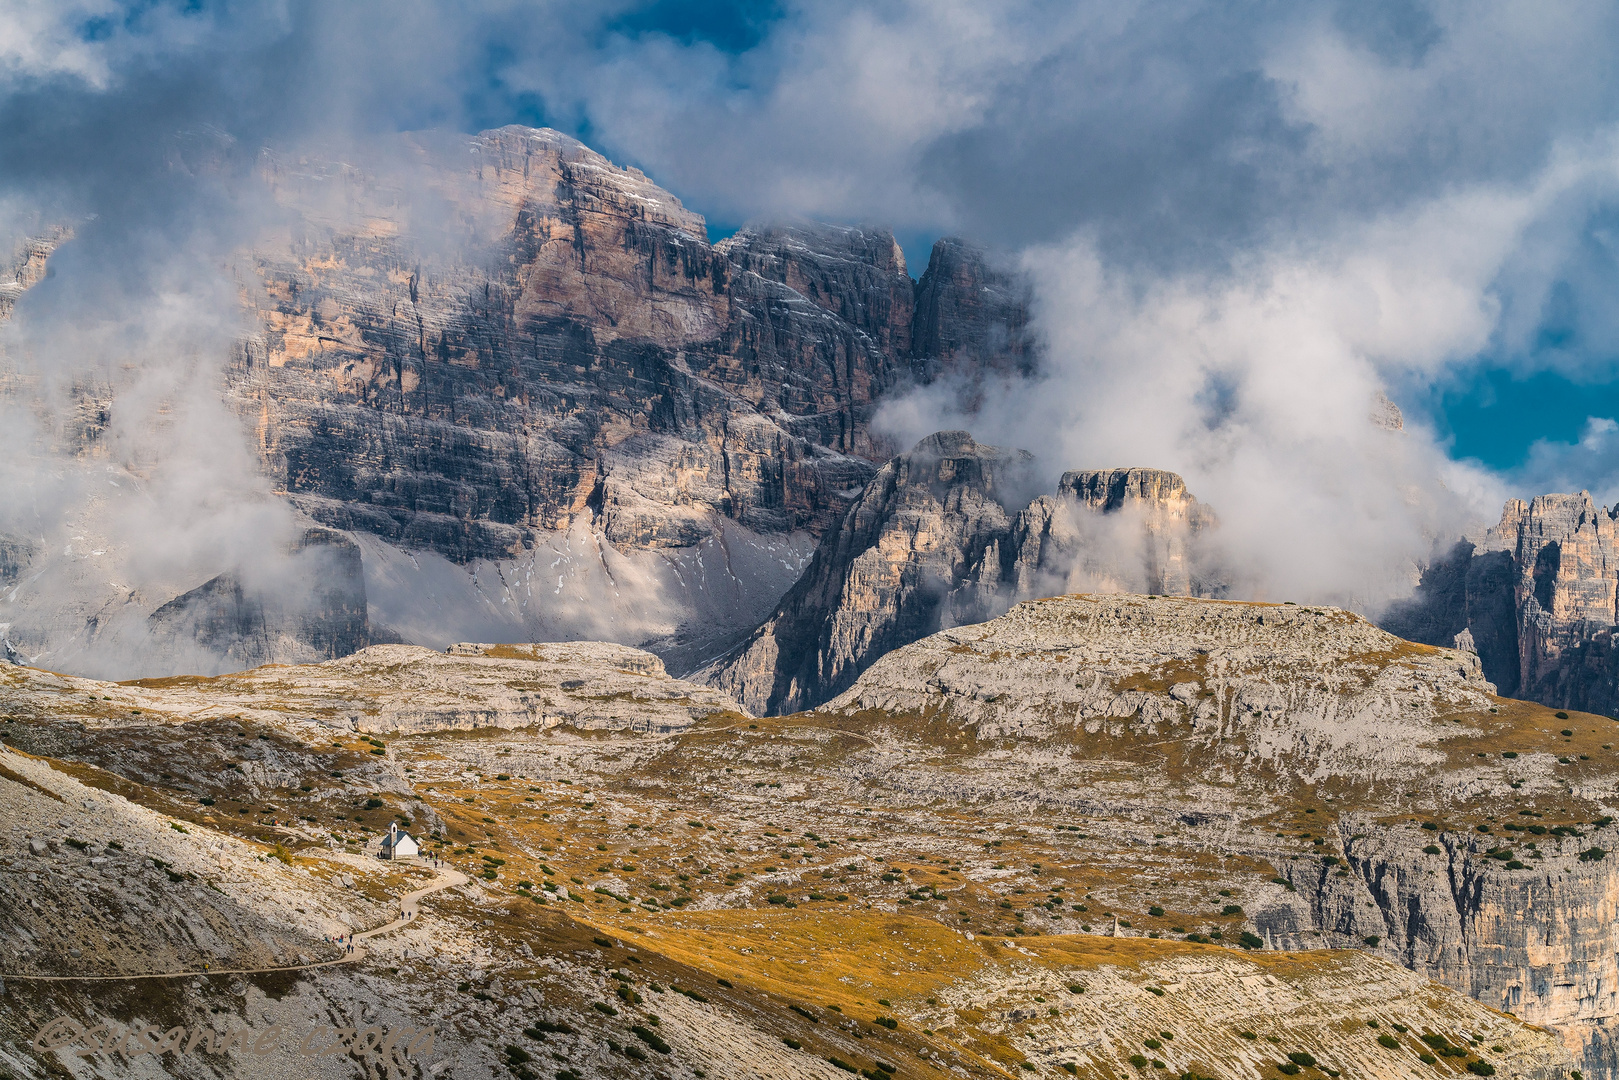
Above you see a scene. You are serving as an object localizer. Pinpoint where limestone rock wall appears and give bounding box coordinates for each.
[910,237,1037,385]
[1384,490,1619,715]
[1338,823,1619,1073]
[231,128,1034,566]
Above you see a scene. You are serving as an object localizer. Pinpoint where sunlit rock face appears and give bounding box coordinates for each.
[1385,491,1619,716]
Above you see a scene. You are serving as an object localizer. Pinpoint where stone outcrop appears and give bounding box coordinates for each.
[829,593,1495,753]
[1383,490,1619,715]
[0,227,68,322]
[145,527,371,672]
[236,638,741,734]
[705,433,1222,715]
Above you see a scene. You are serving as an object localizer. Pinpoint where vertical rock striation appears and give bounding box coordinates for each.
[1384,491,1619,715]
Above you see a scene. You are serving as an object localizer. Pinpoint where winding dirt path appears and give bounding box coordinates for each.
[0,866,468,982]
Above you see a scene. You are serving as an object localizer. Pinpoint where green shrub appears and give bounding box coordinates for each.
[1221,904,1244,916]
[1238,932,1265,950]
[1556,712,1570,720]
[1239,1032,1258,1041]
[1288,1052,1316,1067]
[505,1045,531,1064]
[1580,847,1608,861]
[593,935,614,948]
[1144,1039,1162,1050]
[1423,845,1441,855]
[1128,1055,1149,1068]
[873,1017,898,1030]
[1278,1064,1300,1076]
[631,1025,671,1053]
[1466,1062,1495,1076]
[1148,906,1165,916]
[783,1038,802,1050]
[592,1003,617,1016]
[1364,936,1381,946]
[829,1058,859,1073]
[1145,986,1165,996]
[1378,1034,1400,1049]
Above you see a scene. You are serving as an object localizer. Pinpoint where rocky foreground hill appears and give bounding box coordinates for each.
[6,594,1616,1078]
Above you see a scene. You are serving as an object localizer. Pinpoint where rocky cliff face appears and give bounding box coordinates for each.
[237,128,881,560]
[910,238,1037,386]
[144,528,372,673]
[702,431,1036,716]
[0,531,34,584]
[1012,468,1223,600]
[1,128,1040,677]
[705,433,1222,715]
[1383,490,1619,716]
[233,129,1031,566]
